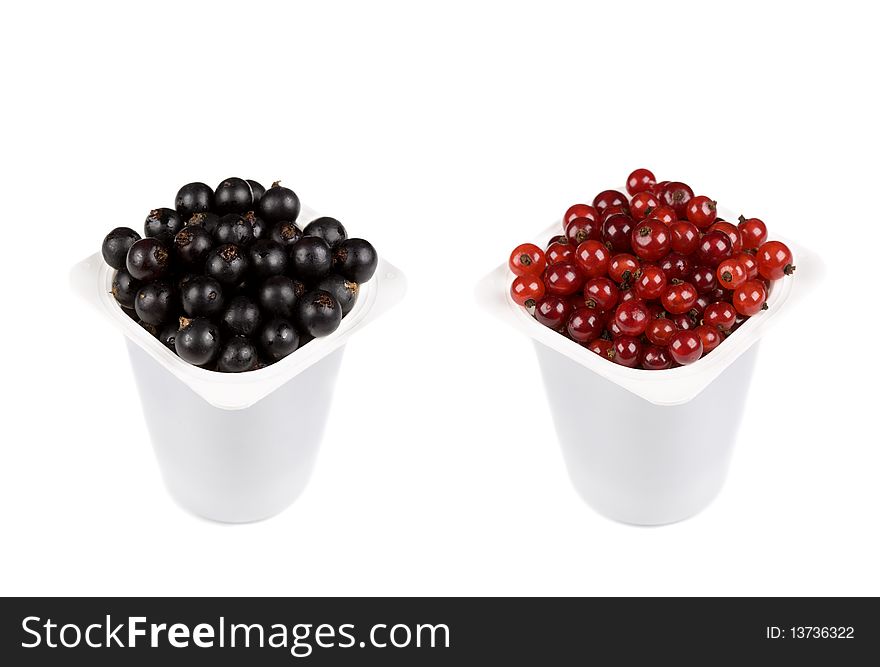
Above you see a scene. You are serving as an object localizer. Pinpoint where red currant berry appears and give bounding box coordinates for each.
[661,281,698,314]
[646,301,667,320]
[614,300,650,337]
[564,216,602,245]
[544,262,585,297]
[708,221,743,253]
[634,265,667,300]
[660,181,694,218]
[646,317,677,346]
[612,335,643,368]
[658,252,693,282]
[546,241,574,265]
[601,214,635,253]
[564,203,599,226]
[509,243,546,277]
[703,301,736,331]
[650,180,671,198]
[732,279,768,316]
[756,240,795,279]
[650,205,677,225]
[626,168,656,196]
[567,307,603,344]
[619,288,638,303]
[668,220,700,255]
[601,204,631,221]
[716,258,748,290]
[608,253,640,285]
[630,191,660,221]
[511,276,545,307]
[535,295,571,330]
[685,195,717,228]
[642,345,672,370]
[546,234,567,248]
[575,240,611,278]
[631,219,671,261]
[668,330,703,364]
[690,265,719,295]
[696,230,733,268]
[736,251,759,279]
[588,338,616,362]
[672,312,697,330]
[608,318,622,337]
[695,324,722,353]
[593,189,628,212]
[583,277,619,311]
[737,215,768,250]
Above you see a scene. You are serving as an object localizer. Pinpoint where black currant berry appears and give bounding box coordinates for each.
[126,237,171,281]
[222,295,262,336]
[175,317,221,366]
[205,244,249,285]
[218,336,259,373]
[181,275,225,318]
[102,227,141,270]
[186,212,220,235]
[173,226,213,267]
[317,274,359,316]
[333,238,378,283]
[158,322,179,352]
[144,208,184,243]
[269,220,303,247]
[214,177,253,214]
[258,318,300,361]
[293,289,342,337]
[214,213,254,247]
[111,269,141,309]
[303,217,347,248]
[248,239,289,279]
[243,210,268,240]
[257,275,298,318]
[135,281,175,325]
[137,319,159,337]
[258,181,300,223]
[247,180,266,206]
[290,236,332,282]
[174,182,214,218]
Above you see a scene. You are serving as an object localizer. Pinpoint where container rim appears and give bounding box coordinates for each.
[71,204,407,410]
[475,202,821,406]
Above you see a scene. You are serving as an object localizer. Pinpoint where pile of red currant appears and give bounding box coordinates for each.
[508,169,796,369]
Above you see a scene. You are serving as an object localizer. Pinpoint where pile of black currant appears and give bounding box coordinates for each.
[101,178,378,372]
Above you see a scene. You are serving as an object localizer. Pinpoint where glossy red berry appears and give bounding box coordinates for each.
[661,281,697,314]
[634,265,667,300]
[535,295,572,330]
[736,251,759,279]
[626,168,656,196]
[696,230,733,268]
[668,330,703,364]
[574,240,610,278]
[708,221,743,253]
[593,189,628,212]
[629,192,660,221]
[642,345,672,370]
[547,235,567,247]
[588,338,616,362]
[564,216,602,245]
[686,195,717,228]
[703,301,736,331]
[716,258,748,290]
[689,265,718,294]
[646,317,677,346]
[658,252,692,282]
[695,324,722,353]
[567,307,603,344]
[546,241,574,265]
[672,312,697,330]
[601,214,635,253]
[668,220,700,255]
[650,205,677,225]
[619,288,639,303]
[509,243,546,277]
[544,261,584,297]
[737,216,768,250]
[630,219,671,261]
[614,300,650,336]
[650,180,671,198]
[601,204,631,221]
[583,277,619,311]
[660,181,694,218]
[612,336,643,368]
[756,240,795,279]
[511,276,545,307]
[732,279,768,316]
[608,254,639,285]
[564,204,599,226]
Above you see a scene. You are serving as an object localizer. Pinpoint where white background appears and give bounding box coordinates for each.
[2,1,878,596]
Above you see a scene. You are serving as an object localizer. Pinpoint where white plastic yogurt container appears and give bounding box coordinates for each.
[71,204,406,523]
[476,203,819,525]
